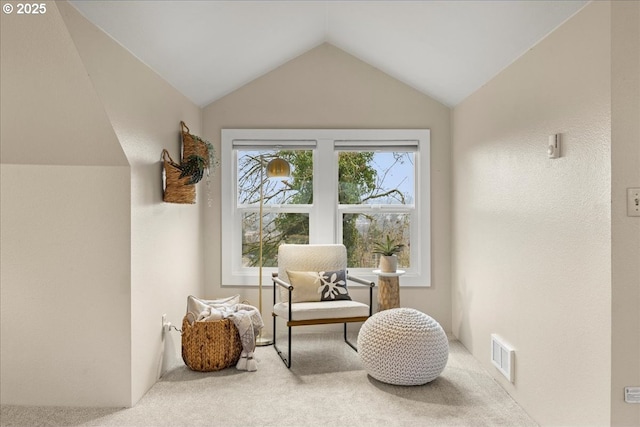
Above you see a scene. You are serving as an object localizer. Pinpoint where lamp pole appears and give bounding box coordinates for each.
[256,154,273,346]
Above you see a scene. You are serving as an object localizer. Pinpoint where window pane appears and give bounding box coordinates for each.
[338,151,414,205]
[342,213,410,269]
[237,149,313,206]
[242,212,309,268]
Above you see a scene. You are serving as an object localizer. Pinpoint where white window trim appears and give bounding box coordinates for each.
[221,129,431,287]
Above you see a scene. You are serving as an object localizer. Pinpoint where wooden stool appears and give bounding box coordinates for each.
[373,270,405,311]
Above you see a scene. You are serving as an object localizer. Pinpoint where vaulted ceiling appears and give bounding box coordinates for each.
[69,1,588,108]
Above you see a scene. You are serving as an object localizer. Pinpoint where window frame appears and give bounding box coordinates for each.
[221,129,430,287]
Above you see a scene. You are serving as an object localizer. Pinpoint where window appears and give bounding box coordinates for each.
[221,129,430,287]
[236,144,314,269]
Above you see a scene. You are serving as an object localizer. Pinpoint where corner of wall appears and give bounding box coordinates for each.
[57,0,206,406]
[611,0,640,424]
[0,0,132,407]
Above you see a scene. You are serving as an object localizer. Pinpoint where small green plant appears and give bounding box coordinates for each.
[372,235,405,256]
[192,134,219,176]
[179,154,207,184]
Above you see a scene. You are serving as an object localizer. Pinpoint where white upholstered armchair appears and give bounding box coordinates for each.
[271,244,375,368]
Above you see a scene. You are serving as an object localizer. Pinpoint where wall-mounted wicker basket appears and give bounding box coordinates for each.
[162,149,195,204]
[181,121,209,166]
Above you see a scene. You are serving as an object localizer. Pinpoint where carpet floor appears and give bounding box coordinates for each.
[1,334,537,426]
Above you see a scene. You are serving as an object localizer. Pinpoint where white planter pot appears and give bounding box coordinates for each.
[378,255,398,273]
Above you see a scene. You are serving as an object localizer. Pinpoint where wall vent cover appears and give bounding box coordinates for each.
[491,334,514,383]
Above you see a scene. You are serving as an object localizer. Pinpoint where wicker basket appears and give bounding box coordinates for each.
[181,315,243,372]
[181,121,209,166]
[162,149,195,204]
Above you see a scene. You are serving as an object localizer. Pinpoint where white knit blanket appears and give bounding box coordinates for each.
[186,295,264,371]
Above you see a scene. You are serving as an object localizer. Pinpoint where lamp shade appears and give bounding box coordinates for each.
[266,158,291,178]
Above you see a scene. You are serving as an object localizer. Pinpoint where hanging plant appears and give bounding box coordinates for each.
[191,134,220,178]
[192,135,218,207]
[180,121,220,206]
[178,154,207,185]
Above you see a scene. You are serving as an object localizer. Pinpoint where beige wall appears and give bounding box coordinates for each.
[1,1,204,407]
[452,2,612,425]
[0,3,126,167]
[0,165,131,406]
[0,3,131,406]
[57,1,204,405]
[611,1,640,425]
[202,43,452,333]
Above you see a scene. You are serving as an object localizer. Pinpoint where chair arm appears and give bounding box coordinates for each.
[347,274,375,288]
[347,274,375,317]
[272,274,294,291]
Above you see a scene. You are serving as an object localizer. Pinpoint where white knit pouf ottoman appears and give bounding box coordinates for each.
[358,308,449,385]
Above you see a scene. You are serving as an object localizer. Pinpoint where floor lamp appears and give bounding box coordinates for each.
[256,154,291,346]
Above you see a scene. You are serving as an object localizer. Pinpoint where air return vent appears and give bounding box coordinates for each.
[491,334,514,383]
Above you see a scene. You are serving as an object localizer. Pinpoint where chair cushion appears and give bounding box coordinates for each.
[273,300,369,321]
[287,269,351,303]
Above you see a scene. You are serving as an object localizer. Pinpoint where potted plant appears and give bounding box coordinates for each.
[373,235,405,273]
[181,121,220,205]
[178,154,207,185]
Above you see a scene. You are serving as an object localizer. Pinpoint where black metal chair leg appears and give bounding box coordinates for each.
[344,323,358,352]
[273,316,291,368]
[287,325,292,367]
[273,311,277,348]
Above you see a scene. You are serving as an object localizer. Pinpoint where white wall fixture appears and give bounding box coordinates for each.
[548,134,561,159]
[491,334,515,383]
[627,188,640,217]
[624,387,640,403]
[162,314,171,336]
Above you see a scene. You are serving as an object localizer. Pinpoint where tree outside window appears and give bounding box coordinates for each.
[238,149,413,269]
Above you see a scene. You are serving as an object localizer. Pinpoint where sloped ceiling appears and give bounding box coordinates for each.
[68,1,588,108]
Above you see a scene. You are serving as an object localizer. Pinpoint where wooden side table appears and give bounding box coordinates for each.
[373,270,405,311]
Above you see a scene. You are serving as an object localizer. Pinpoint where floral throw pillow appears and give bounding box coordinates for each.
[286,269,351,303]
[317,270,351,301]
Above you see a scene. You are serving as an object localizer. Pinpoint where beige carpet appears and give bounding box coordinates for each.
[1,334,537,426]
